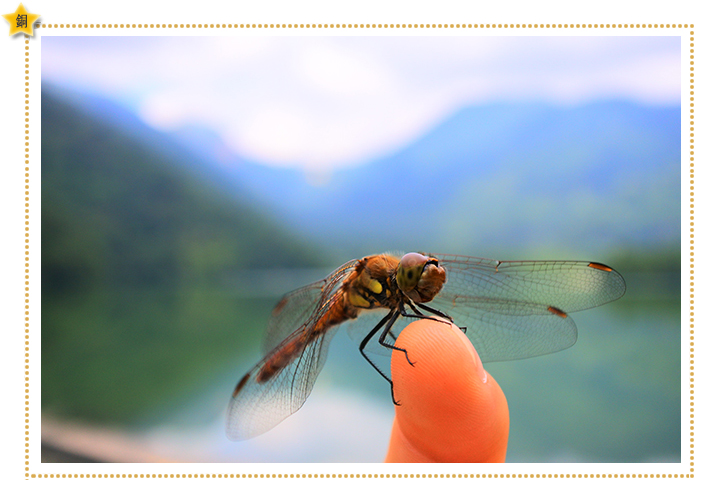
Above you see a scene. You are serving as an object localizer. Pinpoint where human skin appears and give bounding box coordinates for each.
[385,319,509,462]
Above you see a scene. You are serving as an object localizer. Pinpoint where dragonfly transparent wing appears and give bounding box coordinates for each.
[429,256,626,362]
[429,298,578,362]
[435,255,626,312]
[227,259,358,440]
[262,259,358,354]
[226,327,337,440]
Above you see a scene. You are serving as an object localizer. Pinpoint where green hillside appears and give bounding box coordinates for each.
[41,91,323,423]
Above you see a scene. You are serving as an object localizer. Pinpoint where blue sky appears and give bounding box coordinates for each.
[42,35,680,172]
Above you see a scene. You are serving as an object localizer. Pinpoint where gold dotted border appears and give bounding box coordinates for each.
[23,34,31,476]
[24,23,695,478]
[36,22,693,29]
[23,473,696,479]
[689,30,696,473]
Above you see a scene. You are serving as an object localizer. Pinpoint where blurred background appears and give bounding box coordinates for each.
[41,35,681,462]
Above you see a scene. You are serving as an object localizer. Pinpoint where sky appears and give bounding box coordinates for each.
[41,35,680,172]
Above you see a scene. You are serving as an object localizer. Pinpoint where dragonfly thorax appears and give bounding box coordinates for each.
[345,253,447,310]
[346,254,402,310]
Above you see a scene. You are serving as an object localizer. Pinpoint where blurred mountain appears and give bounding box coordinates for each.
[42,89,326,285]
[41,90,325,423]
[51,85,681,260]
[170,102,681,259]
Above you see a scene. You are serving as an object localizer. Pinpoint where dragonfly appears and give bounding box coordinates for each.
[226,252,626,440]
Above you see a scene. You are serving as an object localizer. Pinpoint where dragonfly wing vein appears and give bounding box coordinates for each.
[430,297,578,362]
[436,255,626,313]
[263,259,358,354]
[227,327,337,441]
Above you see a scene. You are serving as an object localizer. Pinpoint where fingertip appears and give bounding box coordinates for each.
[386,320,509,463]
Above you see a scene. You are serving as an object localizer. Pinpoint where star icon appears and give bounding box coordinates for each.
[2,3,41,36]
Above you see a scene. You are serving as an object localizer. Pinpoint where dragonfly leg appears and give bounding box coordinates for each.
[405,303,426,317]
[359,309,401,405]
[405,302,466,333]
[401,304,450,326]
[417,302,454,322]
[389,383,398,406]
[378,311,415,367]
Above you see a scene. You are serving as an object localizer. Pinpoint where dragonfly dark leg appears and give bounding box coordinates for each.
[405,304,426,317]
[358,309,404,406]
[378,311,415,367]
[358,309,398,381]
[401,306,449,326]
[405,302,466,333]
[417,302,454,322]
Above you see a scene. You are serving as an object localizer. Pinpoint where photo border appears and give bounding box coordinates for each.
[8,9,696,482]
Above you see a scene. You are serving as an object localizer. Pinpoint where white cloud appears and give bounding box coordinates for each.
[294,42,397,96]
[42,35,681,170]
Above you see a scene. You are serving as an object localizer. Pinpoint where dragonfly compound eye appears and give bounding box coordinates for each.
[396,252,428,293]
[397,253,446,303]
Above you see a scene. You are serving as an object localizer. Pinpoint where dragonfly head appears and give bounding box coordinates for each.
[396,252,447,303]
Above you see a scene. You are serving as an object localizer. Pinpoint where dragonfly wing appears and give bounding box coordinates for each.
[262,259,358,354]
[429,296,578,362]
[262,281,326,355]
[227,327,338,440]
[435,255,626,313]
[347,298,575,368]
[425,255,625,362]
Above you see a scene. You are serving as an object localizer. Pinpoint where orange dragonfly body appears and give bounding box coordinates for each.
[227,252,625,440]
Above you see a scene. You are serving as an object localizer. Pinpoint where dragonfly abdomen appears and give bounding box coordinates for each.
[257,292,359,383]
[256,335,308,383]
